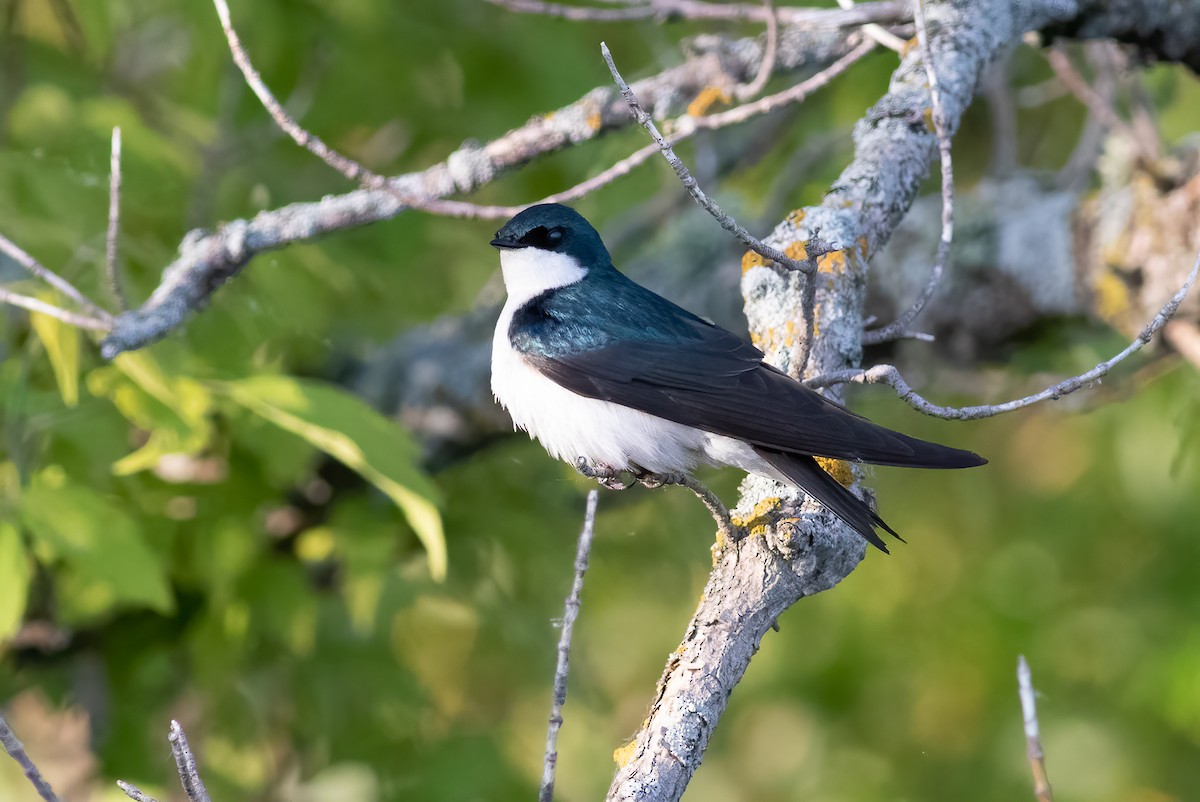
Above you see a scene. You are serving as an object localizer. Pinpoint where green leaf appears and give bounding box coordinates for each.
[86,352,215,475]
[31,303,80,407]
[20,469,174,624]
[0,522,32,641]
[219,375,447,581]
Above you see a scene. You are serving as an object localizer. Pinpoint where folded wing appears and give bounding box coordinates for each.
[528,325,985,468]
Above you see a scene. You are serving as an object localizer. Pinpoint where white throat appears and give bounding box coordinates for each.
[498,248,588,306]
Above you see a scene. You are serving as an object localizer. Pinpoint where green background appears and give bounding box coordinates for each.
[1,2,1199,801]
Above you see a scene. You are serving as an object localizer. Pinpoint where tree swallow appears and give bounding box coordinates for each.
[489,203,986,551]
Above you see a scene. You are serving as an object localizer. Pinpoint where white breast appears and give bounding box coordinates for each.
[490,247,779,479]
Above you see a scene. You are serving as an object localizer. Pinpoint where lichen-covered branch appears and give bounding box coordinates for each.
[604,0,1156,798]
[98,18,863,357]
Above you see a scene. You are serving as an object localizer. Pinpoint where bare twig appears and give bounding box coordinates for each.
[540,490,599,802]
[0,286,112,331]
[118,721,209,802]
[169,721,211,802]
[735,0,779,101]
[485,0,910,27]
[101,19,869,356]
[834,0,909,51]
[863,0,953,345]
[0,234,113,324]
[212,0,485,218]
[1017,656,1054,802]
[212,0,378,185]
[106,126,128,311]
[809,246,1200,418]
[601,42,812,275]
[454,38,875,220]
[0,712,62,802]
[117,781,161,802]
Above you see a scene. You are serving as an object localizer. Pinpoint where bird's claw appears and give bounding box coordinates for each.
[633,469,685,489]
[575,457,635,490]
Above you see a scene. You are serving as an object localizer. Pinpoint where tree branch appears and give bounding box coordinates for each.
[605,1,1114,799]
[808,246,1199,419]
[0,233,113,325]
[98,20,863,358]
[119,721,211,802]
[106,126,129,311]
[483,0,909,27]
[0,712,62,802]
[540,490,599,802]
[1017,656,1054,802]
[862,0,953,344]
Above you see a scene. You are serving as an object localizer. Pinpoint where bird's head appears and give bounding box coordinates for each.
[491,204,612,302]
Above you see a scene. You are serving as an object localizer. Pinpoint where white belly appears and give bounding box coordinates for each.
[491,302,776,477]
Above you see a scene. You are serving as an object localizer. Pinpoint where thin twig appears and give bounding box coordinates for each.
[0,234,113,324]
[0,286,113,331]
[449,38,875,220]
[485,0,910,27]
[863,0,952,345]
[735,0,779,101]
[0,712,63,802]
[212,0,377,185]
[671,475,741,543]
[540,490,599,802]
[808,248,1200,418]
[168,721,211,802]
[601,42,812,275]
[834,0,908,51]
[117,781,161,802]
[212,0,483,218]
[106,126,128,311]
[1017,656,1054,802]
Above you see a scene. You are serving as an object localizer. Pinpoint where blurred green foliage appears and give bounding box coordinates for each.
[1,2,1199,802]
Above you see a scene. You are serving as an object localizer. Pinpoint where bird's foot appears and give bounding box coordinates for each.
[575,457,635,491]
[632,469,686,489]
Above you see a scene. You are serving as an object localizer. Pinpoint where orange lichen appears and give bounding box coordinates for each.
[742,250,768,273]
[687,86,731,117]
[613,740,639,768]
[732,496,781,535]
[787,209,807,226]
[817,250,847,273]
[586,111,602,130]
[815,457,854,488]
[784,241,808,261]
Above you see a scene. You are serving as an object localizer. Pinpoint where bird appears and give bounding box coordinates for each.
[489,203,986,551]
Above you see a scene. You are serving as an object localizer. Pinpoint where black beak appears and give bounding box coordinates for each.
[490,237,521,250]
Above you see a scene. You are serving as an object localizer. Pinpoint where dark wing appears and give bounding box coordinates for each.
[527,316,985,468]
[754,448,900,552]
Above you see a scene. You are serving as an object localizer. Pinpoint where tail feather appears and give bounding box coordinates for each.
[755,448,899,553]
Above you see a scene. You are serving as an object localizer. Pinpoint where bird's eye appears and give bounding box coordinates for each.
[516,226,566,250]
